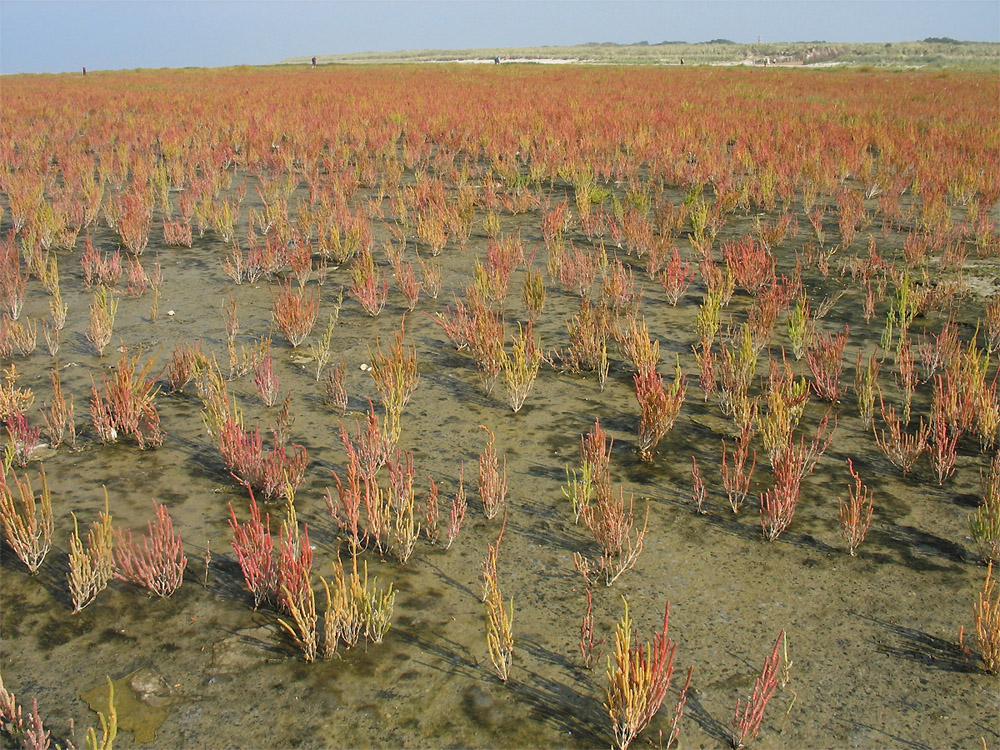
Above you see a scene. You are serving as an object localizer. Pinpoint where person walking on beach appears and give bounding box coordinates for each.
[312,56,317,67]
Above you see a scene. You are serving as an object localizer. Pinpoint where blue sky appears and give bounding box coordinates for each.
[1,0,997,74]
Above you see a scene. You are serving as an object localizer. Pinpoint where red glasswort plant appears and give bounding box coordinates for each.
[634,360,686,462]
[657,246,694,305]
[253,345,280,407]
[89,346,163,449]
[690,455,706,514]
[272,280,319,347]
[731,630,785,748]
[874,397,929,475]
[805,325,849,401]
[349,247,388,316]
[576,487,649,587]
[605,597,690,750]
[114,499,187,597]
[228,490,278,609]
[5,411,41,467]
[579,587,604,669]
[722,426,757,514]
[218,414,308,502]
[478,426,508,519]
[444,467,468,552]
[839,459,874,556]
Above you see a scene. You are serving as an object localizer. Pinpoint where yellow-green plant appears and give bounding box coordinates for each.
[974,562,1000,674]
[279,577,318,663]
[306,312,337,381]
[86,285,118,357]
[0,365,33,422]
[0,464,53,574]
[787,294,811,360]
[369,319,420,447]
[482,524,514,681]
[695,288,724,344]
[521,265,546,323]
[971,452,1000,563]
[320,547,395,657]
[605,597,685,750]
[85,677,118,750]
[501,322,542,413]
[854,349,881,431]
[68,490,114,613]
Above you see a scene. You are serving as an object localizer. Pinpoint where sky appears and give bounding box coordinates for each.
[1,0,997,74]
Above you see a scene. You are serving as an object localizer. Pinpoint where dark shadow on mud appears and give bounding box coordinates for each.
[852,610,976,674]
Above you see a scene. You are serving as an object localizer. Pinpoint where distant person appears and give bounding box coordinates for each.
[82,66,86,75]
[680,58,684,65]
[494,56,500,65]
[312,56,317,67]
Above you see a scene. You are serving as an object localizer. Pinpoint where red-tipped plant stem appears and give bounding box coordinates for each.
[691,455,706,514]
[114,499,187,597]
[89,346,163,449]
[559,297,609,376]
[804,325,849,401]
[322,358,349,413]
[253,344,280,407]
[326,443,365,552]
[502,321,543,413]
[478,426,508,520]
[895,335,919,424]
[271,279,319,347]
[658,246,694,305]
[577,488,650,586]
[605,598,681,750]
[839,459,873,556]
[432,297,475,351]
[929,394,960,486]
[722,425,757,514]
[228,489,278,609]
[218,414,308,501]
[349,247,388,316]
[583,418,613,503]
[665,666,695,750]
[445,462,467,550]
[386,448,420,563]
[694,337,716,402]
[423,476,440,544]
[392,257,421,311]
[634,361,686,462]
[975,561,1000,674]
[760,438,804,541]
[469,304,505,395]
[874,397,930,475]
[579,587,604,669]
[277,523,314,617]
[339,399,389,481]
[723,234,774,294]
[0,464,53,574]
[5,411,41,467]
[731,630,785,749]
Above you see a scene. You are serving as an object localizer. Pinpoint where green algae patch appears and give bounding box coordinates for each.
[79,668,174,743]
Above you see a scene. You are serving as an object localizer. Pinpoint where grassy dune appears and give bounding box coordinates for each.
[281,39,1000,70]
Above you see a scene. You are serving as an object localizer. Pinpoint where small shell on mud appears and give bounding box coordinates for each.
[166,310,176,316]
[360,363,371,371]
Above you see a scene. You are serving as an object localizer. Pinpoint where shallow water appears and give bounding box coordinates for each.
[1,175,998,750]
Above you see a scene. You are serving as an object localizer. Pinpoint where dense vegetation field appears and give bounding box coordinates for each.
[0,64,998,749]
